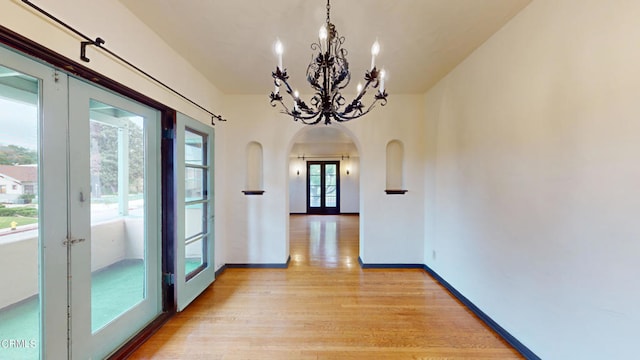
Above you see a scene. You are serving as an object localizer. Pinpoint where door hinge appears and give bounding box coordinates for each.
[163,273,175,285]
[63,238,86,246]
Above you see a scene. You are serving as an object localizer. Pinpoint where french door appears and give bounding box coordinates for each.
[175,113,215,311]
[68,77,161,359]
[0,45,161,359]
[0,44,68,360]
[307,161,340,215]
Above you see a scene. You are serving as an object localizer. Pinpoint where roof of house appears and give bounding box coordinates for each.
[0,165,37,183]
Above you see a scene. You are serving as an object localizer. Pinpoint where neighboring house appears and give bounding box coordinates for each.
[0,165,37,203]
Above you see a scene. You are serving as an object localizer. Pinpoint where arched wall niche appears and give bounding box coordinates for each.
[385,139,407,194]
[244,141,264,195]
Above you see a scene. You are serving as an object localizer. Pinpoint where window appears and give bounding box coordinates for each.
[0,185,5,194]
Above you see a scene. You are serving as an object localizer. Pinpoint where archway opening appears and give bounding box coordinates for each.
[286,126,361,269]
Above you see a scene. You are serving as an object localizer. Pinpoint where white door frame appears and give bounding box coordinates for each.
[175,112,215,311]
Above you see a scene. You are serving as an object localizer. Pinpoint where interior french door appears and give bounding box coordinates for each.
[307,161,340,215]
[69,77,161,359]
[175,113,215,311]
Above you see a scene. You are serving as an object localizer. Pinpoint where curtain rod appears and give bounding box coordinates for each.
[21,0,226,125]
[296,155,351,160]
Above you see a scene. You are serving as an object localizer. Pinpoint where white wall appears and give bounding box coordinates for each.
[0,0,227,271]
[347,95,426,264]
[340,157,359,213]
[91,220,127,272]
[0,235,37,309]
[423,0,640,358]
[223,94,425,265]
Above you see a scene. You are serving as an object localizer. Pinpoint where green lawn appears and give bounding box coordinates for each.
[0,217,38,230]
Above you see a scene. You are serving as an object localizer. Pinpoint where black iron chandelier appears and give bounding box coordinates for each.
[269,0,388,125]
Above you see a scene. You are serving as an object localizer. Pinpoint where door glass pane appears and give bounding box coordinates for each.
[325,164,337,208]
[184,128,207,278]
[185,167,204,201]
[185,203,204,240]
[89,100,146,332]
[185,236,205,275]
[0,66,41,359]
[309,164,321,208]
[185,130,204,166]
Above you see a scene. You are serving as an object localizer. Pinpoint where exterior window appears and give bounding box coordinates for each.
[0,185,5,194]
[12,184,17,190]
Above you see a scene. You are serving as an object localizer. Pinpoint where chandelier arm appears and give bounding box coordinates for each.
[274,79,324,121]
[335,89,388,122]
[282,106,324,124]
[300,114,324,125]
[354,77,376,102]
[334,101,379,122]
[275,101,323,124]
[274,72,325,120]
[277,73,295,96]
[338,75,376,115]
[276,74,320,117]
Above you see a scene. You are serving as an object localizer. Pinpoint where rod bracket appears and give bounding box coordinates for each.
[211,114,227,126]
[80,37,105,62]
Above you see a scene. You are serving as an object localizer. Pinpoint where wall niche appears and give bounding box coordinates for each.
[243,141,264,195]
[385,139,407,194]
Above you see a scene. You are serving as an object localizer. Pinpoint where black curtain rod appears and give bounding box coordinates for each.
[21,0,226,125]
[297,155,351,160]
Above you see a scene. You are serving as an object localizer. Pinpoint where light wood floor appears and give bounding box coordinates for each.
[129,215,522,359]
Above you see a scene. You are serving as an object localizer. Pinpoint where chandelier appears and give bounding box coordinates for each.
[269,0,388,125]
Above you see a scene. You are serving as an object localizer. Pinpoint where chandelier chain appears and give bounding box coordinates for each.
[326,0,331,24]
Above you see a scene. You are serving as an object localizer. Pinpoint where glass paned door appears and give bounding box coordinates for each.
[307,161,340,215]
[0,46,68,359]
[69,77,160,359]
[0,64,41,360]
[176,113,215,311]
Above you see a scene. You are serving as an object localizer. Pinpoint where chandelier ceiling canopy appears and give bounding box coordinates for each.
[269,0,388,125]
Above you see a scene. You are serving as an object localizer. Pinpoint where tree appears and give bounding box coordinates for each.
[0,145,37,165]
[90,119,144,197]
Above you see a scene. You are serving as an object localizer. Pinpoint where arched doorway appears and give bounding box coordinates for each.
[287,126,360,215]
[285,125,361,268]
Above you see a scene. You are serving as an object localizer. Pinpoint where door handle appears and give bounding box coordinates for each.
[63,238,86,246]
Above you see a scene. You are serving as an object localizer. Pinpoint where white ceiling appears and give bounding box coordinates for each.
[119,0,531,95]
[119,0,530,155]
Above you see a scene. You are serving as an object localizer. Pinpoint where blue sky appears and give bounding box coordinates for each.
[0,96,38,150]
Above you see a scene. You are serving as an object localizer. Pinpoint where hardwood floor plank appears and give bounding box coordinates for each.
[129,215,522,359]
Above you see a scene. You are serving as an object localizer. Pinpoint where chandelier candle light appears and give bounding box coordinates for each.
[270,0,388,125]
